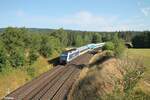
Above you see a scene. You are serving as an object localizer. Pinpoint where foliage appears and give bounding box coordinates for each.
[105,50,114,57]
[102,42,115,51]
[28,49,39,65]
[0,27,150,98]
[26,67,36,78]
[74,34,84,46]
[9,48,25,68]
[112,33,126,58]
[1,27,27,50]
[51,28,68,47]
[103,33,126,58]
[91,33,102,43]
[0,40,7,72]
[0,27,128,71]
[127,49,150,94]
[39,36,62,57]
[132,31,150,48]
[105,57,148,100]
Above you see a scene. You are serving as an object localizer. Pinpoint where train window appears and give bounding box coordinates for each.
[60,55,67,60]
[69,51,79,59]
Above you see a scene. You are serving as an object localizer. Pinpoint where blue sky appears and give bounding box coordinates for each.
[0,0,150,31]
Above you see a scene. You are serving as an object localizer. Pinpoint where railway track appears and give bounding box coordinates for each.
[4,53,93,100]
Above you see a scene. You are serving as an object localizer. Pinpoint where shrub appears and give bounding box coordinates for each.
[9,48,25,68]
[0,40,8,72]
[102,42,115,51]
[29,50,39,65]
[69,56,147,100]
[102,33,126,58]
[112,33,126,58]
[113,39,126,58]
[26,67,36,78]
[105,50,114,57]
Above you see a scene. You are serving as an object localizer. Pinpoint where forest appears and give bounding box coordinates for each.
[0,27,103,72]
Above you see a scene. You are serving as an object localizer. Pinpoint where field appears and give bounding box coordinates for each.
[126,49,150,94]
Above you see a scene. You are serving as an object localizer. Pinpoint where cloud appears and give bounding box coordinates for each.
[54,11,119,31]
[56,11,150,31]
[58,11,117,26]
[141,7,150,16]
[12,10,150,31]
[16,10,26,17]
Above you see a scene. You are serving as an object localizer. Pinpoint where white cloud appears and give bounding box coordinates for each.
[58,11,117,26]
[16,10,26,17]
[141,7,150,16]
[56,11,150,31]
[54,11,119,31]
[12,10,150,31]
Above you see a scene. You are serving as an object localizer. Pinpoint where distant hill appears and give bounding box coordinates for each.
[0,28,55,34]
[0,28,5,33]
[0,27,149,37]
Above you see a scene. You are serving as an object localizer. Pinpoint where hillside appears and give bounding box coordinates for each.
[68,50,150,100]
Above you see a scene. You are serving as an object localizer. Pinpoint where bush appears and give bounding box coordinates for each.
[0,40,8,72]
[105,50,114,57]
[102,42,115,51]
[102,33,126,58]
[112,33,126,58]
[26,67,36,78]
[29,50,39,65]
[105,57,147,100]
[9,48,25,68]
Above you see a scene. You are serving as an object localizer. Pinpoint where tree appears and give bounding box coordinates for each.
[112,33,126,58]
[1,27,27,50]
[28,49,39,65]
[120,32,132,42]
[9,48,25,68]
[0,40,7,71]
[102,42,115,51]
[74,35,84,46]
[132,31,150,48]
[51,28,68,47]
[30,34,42,51]
[92,33,102,43]
[83,33,92,45]
[40,35,62,57]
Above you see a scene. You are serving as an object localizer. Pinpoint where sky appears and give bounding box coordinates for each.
[0,0,150,31]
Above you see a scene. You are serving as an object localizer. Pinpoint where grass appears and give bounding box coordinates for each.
[68,52,122,100]
[0,56,53,99]
[0,68,30,99]
[126,49,150,94]
[126,49,150,67]
[68,49,150,100]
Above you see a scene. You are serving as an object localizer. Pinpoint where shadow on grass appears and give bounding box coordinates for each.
[48,57,60,66]
[88,56,112,67]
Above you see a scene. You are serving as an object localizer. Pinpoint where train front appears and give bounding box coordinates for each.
[59,52,68,64]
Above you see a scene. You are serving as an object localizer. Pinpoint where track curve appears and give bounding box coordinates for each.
[4,52,93,100]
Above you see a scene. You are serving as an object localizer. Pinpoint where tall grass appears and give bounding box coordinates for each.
[68,52,150,100]
[0,56,52,99]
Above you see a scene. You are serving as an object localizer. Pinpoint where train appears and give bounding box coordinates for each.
[59,43,105,64]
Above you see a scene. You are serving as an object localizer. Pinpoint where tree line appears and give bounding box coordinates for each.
[0,27,105,72]
[132,31,150,48]
[0,27,149,72]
